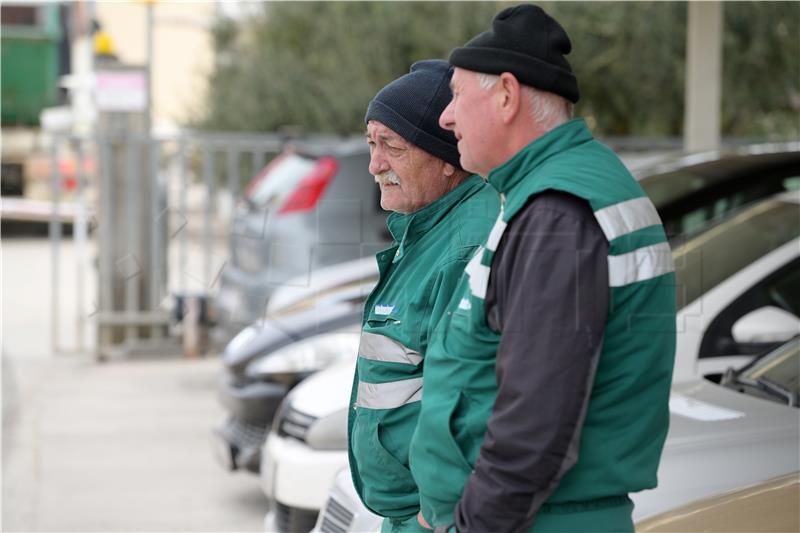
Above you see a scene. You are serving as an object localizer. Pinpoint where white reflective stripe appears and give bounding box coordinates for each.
[359,331,422,366]
[608,242,674,287]
[465,247,489,299]
[594,197,663,242]
[485,206,507,252]
[356,378,423,409]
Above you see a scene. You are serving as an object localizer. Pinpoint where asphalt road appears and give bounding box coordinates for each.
[2,237,267,532]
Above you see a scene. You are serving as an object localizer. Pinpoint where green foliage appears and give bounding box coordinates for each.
[197,1,799,140]
[542,2,687,137]
[721,1,800,140]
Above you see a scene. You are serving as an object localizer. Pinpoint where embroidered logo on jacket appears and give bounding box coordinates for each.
[374,304,396,315]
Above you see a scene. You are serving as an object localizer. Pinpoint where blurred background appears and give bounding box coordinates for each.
[2,1,799,532]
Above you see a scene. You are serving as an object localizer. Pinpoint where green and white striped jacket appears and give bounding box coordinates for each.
[348,174,499,521]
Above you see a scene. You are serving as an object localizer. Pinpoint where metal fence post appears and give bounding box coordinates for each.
[49,136,62,354]
[73,138,89,353]
[149,139,163,339]
[124,137,141,342]
[203,145,214,288]
[178,138,188,294]
[97,135,113,360]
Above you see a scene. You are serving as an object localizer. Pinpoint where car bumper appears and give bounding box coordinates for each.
[212,416,269,474]
[218,373,288,425]
[313,468,382,533]
[260,432,347,511]
[213,375,288,473]
[264,501,320,533]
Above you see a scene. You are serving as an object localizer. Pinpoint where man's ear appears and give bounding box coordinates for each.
[496,72,521,125]
[443,162,456,177]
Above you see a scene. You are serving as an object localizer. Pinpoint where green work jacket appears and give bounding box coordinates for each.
[410,119,677,531]
[348,174,499,520]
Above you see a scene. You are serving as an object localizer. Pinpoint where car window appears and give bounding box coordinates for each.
[641,170,719,208]
[673,198,800,309]
[784,176,800,191]
[246,153,318,208]
[698,257,800,359]
[640,151,800,239]
[664,175,800,236]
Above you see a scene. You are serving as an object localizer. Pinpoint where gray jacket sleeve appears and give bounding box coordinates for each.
[453,190,609,533]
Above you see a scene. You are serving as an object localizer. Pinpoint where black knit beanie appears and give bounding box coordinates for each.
[449,4,580,103]
[365,60,461,168]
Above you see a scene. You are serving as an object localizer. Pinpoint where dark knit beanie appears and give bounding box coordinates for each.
[449,4,580,103]
[365,60,461,168]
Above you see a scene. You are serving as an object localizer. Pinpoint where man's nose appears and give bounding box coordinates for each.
[368,150,389,176]
[439,100,455,131]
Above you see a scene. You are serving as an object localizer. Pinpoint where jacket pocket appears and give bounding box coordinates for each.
[448,391,481,472]
[410,391,473,498]
[351,407,418,516]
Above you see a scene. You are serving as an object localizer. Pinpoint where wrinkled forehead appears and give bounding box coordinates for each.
[366,120,409,145]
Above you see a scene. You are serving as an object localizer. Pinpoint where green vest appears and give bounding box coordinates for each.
[348,175,499,520]
[410,119,677,529]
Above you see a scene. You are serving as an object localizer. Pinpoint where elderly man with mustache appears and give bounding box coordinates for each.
[410,5,677,533]
[348,60,499,533]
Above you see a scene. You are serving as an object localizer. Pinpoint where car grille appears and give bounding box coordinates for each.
[274,501,319,533]
[276,404,317,443]
[221,416,269,450]
[318,496,355,533]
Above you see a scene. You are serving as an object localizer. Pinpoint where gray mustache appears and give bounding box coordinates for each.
[374,171,401,186]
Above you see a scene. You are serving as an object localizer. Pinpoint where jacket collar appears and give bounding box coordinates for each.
[487,118,592,195]
[386,174,484,262]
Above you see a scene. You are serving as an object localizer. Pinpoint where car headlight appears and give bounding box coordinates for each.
[305,407,348,451]
[225,323,261,355]
[245,332,360,378]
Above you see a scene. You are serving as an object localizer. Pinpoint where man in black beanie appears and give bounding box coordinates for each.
[409,5,676,533]
[347,60,499,533]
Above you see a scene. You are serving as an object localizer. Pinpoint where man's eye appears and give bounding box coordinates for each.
[387,145,403,153]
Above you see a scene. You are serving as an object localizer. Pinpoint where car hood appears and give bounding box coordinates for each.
[284,347,799,521]
[289,353,358,418]
[663,379,799,447]
[267,256,378,314]
[223,301,362,374]
[632,379,799,520]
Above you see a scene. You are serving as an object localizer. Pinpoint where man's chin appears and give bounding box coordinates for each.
[459,156,482,177]
[380,189,406,213]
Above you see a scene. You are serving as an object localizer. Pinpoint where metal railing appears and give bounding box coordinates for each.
[45,130,285,360]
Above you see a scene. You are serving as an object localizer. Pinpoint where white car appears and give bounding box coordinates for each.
[632,338,800,519]
[312,338,800,531]
[261,192,800,531]
[672,190,800,380]
[219,149,800,475]
[260,356,358,532]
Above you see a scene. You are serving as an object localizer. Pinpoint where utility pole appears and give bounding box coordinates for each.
[145,0,154,136]
[684,1,723,153]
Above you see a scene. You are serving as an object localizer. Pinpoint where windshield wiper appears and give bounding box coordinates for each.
[721,368,794,406]
[753,376,796,407]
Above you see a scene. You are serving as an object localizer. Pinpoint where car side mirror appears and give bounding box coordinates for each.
[732,306,800,345]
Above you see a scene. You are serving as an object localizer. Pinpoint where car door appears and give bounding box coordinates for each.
[698,256,800,364]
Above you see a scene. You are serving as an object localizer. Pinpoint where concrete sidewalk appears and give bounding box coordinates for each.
[2,353,267,531]
[2,232,268,531]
